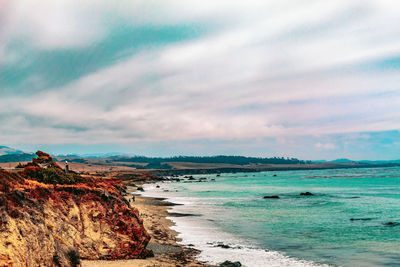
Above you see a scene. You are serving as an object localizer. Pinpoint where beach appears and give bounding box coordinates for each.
[82,185,212,267]
[80,167,400,267]
[136,169,400,267]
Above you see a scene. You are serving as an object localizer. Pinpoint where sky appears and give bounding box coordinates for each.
[0,0,400,160]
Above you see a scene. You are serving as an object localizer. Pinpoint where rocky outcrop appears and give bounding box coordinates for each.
[220,261,242,267]
[300,192,314,196]
[0,152,150,266]
[263,195,280,199]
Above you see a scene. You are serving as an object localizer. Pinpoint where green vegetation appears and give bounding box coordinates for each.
[0,153,35,163]
[23,166,88,185]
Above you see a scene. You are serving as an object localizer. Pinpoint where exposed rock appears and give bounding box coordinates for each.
[384,221,400,226]
[215,243,231,249]
[263,195,280,199]
[220,260,242,267]
[300,192,314,196]
[350,218,372,221]
[0,152,150,266]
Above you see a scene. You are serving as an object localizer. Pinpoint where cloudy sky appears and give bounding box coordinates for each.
[1,0,400,160]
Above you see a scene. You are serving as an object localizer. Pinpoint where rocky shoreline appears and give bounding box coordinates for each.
[82,190,214,267]
[148,162,400,177]
[0,151,244,266]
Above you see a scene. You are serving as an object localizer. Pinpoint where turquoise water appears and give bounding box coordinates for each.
[160,167,400,266]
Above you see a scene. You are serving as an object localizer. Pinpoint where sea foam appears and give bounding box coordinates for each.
[141,182,328,267]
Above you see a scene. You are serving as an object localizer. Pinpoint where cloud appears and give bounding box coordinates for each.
[1,1,400,158]
[315,143,335,150]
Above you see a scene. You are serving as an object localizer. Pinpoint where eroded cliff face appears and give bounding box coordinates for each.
[0,152,150,266]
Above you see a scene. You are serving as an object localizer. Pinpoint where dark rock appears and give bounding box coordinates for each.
[66,248,80,267]
[384,221,400,226]
[137,187,145,192]
[144,249,154,258]
[300,192,314,196]
[215,242,231,249]
[156,185,160,188]
[350,218,372,221]
[263,195,280,199]
[168,212,201,217]
[220,260,242,267]
[53,253,61,267]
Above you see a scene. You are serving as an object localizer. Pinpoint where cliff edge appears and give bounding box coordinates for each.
[0,151,151,266]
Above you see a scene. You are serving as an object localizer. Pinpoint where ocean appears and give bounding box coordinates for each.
[141,167,400,267]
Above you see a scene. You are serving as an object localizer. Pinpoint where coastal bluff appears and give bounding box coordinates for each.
[0,152,150,266]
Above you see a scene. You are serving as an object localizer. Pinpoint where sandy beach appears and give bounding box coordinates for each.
[82,186,212,267]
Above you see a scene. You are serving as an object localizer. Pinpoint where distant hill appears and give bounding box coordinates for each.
[0,146,27,156]
[55,152,126,158]
[330,158,354,163]
[0,146,35,163]
[107,155,309,166]
[313,158,400,164]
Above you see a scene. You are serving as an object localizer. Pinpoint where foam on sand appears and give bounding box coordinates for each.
[141,182,328,267]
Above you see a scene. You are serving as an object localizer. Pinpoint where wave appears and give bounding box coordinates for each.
[141,182,329,267]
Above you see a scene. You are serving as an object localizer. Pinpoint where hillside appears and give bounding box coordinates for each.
[0,151,151,266]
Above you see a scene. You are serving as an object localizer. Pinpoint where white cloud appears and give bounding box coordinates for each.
[1,0,106,50]
[315,143,335,150]
[1,0,400,155]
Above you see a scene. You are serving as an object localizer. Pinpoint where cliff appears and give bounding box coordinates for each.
[0,152,151,266]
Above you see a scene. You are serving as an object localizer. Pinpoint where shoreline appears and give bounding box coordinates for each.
[147,163,400,177]
[82,185,213,267]
[136,178,328,267]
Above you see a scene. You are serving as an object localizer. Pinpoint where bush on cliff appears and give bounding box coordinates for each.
[22,165,87,185]
[19,151,89,185]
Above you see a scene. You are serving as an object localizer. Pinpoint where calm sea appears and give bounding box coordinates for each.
[141,167,400,267]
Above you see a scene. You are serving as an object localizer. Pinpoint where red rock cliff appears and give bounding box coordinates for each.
[0,152,150,266]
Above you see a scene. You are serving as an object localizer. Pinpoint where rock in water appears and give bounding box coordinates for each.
[220,260,242,267]
[263,195,280,199]
[384,221,400,226]
[300,192,314,196]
